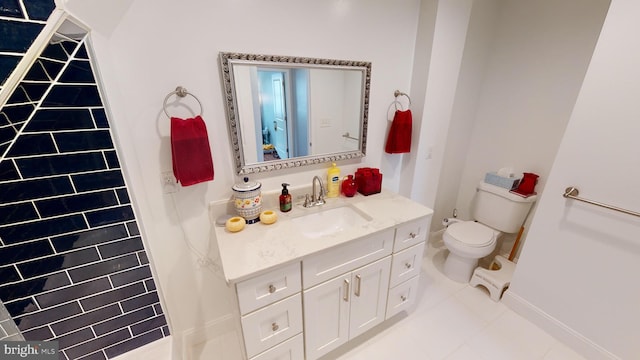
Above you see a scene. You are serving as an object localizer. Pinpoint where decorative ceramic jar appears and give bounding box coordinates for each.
[232,177,262,224]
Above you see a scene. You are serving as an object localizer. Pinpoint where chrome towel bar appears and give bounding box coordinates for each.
[563,186,640,218]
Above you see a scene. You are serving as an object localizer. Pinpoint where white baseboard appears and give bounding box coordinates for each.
[502,290,619,360]
[177,314,243,360]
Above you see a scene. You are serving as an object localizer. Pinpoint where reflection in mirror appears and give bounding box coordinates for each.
[219,52,371,174]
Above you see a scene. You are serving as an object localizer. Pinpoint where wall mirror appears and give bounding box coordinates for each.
[219,52,371,174]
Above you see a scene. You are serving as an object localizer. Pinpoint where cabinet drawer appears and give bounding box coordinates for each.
[250,333,304,360]
[237,262,301,315]
[302,228,394,289]
[241,293,303,359]
[386,275,420,320]
[389,242,424,288]
[393,216,430,252]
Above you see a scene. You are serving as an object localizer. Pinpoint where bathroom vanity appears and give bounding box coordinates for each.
[212,190,433,360]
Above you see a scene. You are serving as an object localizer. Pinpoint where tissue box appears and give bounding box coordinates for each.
[484,172,520,190]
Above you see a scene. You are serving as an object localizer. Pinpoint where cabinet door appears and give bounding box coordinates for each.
[349,256,391,339]
[303,275,350,360]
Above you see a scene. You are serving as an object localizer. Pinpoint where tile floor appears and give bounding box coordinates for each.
[324,237,586,360]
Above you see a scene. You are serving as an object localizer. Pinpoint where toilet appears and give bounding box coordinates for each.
[442,182,537,283]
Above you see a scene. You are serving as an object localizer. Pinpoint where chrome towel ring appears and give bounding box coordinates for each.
[163,86,203,118]
[394,90,411,108]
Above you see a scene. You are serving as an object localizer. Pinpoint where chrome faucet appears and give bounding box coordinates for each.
[304,176,326,208]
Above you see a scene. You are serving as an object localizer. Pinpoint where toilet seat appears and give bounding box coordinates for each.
[444,221,496,247]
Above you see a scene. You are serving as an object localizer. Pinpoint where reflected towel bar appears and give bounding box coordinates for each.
[342,132,359,141]
[563,186,640,218]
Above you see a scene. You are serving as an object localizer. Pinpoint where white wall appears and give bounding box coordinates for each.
[61,0,420,356]
[446,0,609,255]
[505,1,640,358]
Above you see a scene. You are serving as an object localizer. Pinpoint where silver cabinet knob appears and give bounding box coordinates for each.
[268,284,276,293]
[405,263,412,269]
[409,232,417,238]
[401,295,407,302]
[272,322,279,331]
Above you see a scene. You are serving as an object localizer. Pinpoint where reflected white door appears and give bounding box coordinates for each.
[271,73,289,159]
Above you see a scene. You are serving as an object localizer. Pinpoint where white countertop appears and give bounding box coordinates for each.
[211,190,433,284]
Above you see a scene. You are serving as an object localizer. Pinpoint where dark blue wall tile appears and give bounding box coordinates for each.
[16,152,106,178]
[0,55,21,85]
[130,315,166,336]
[22,0,55,21]
[35,277,111,308]
[138,251,149,265]
[0,265,20,282]
[23,60,50,81]
[40,42,70,62]
[6,85,29,104]
[0,20,44,52]
[51,224,128,252]
[60,41,77,56]
[126,222,139,236]
[144,279,156,291]
[53,130,114,152]
[85,205,134,227]
[0,214,86,244]
[0,176,73,203]
[50,304,120,336]
[65,329,129,360]
[91,108,109,128]
[68,254,139,283]
[71,170,124,192]
[98,237,143,260]
[0,125,17,145]
[14,302,82,331]
[35,190,118,218]
[104,150,119,168]
[116,189,130,204]
[24,108,94,131]
[162,326,170,336]
[0,202,39,225]
[104,329,163,359]
[6,133,57,157]
[72,351,106,360]
[1,103,35,125]
[18,82,50,102]
[22,325,53,341]
[110,266,150,289]
[0,0,23,18]
[17,247,99,278]
[4,298,39,317]
[42,85,102,107]
[121,291,159,313]
[80,282,145,312]
[57,327,94,349]
[58,60,95,83]
[38,58,63,80]
[0,160,20,181]
[92,306,154,336]
[0,240,53,266]
[74,43,89,59]
[0,272,70,302]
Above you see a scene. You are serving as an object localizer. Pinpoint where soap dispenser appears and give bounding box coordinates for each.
[327,163,340,198]
[279,183,292,212]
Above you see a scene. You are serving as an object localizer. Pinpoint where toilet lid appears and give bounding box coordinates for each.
[445,221,496,247]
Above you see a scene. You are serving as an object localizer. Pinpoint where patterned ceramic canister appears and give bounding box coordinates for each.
[232,177,262,223]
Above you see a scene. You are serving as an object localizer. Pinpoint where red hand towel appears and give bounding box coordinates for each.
[385,109,412,154]
[171,116,214,186]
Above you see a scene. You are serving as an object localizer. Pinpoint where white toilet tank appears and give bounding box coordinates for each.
[472,182,537,233]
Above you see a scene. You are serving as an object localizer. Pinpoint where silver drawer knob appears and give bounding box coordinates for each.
[268,284,276,293]
[401,295,407,302]
[409,232,417,238]
[405,263,412,269]
[272,322,279,331]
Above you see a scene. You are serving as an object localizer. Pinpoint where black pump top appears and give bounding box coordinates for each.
[281,183,290,195]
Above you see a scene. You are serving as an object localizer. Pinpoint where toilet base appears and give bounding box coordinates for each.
[443,251,479,283]
[469,255,515,301]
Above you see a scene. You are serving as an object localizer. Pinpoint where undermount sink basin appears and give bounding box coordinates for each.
[291,205,372,238]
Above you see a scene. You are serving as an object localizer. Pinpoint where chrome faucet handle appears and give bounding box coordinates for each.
[304,194,311,207]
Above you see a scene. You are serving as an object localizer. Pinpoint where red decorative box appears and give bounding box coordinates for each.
[355,167,383,195]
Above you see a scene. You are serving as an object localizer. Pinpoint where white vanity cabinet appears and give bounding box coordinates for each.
[236,262,304,360]
[303,257,392,360]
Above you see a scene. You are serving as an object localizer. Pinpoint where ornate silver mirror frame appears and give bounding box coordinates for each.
[219,52,371,174]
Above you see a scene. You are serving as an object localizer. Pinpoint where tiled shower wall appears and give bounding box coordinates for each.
[0,2,169,359]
